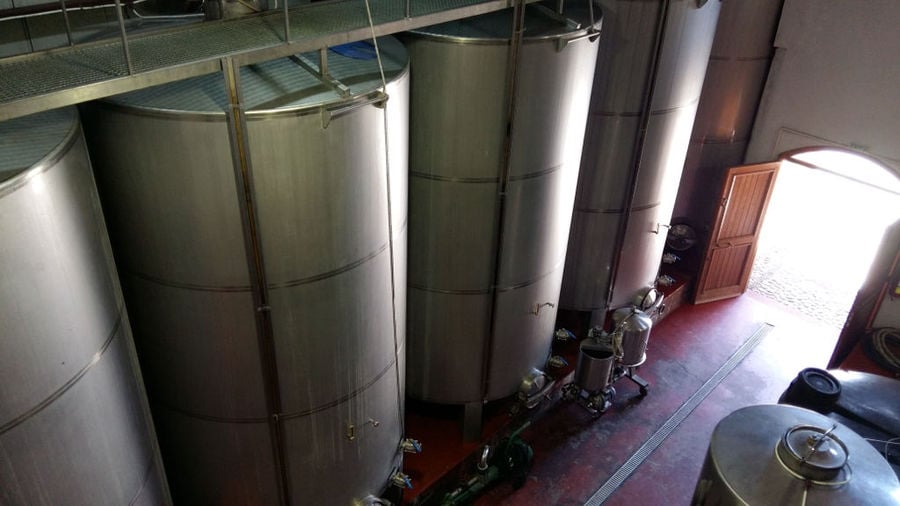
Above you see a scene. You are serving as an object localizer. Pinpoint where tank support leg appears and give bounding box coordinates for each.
[463,402,483,442]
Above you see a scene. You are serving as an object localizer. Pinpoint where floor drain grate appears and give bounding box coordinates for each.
[584,322,775,505]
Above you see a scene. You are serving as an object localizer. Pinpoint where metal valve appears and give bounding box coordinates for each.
[400,438,423,454]
[554,328,576,341]
[390,470,413,489]
[531,302,555,316]
[547,355,568,368]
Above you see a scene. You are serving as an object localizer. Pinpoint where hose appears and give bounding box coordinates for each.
[866,327,900,374]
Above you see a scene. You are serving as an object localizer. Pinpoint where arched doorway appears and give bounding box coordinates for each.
[748,148,900,334]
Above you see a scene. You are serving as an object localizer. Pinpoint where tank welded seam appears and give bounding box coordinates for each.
[279,358,396,420]
[508,163,564,181]
[584,323,775,506]
[692,135,749,145]
[409,171,498,184]
[649,99,699,116]
[495,259,564,293]
[409,163,564,184]
[709,55,771,62]
[408,259,565,295]
[152,358,397,424]
[406,283,492,295]
[269,242,388,289]
[590,97,699,119]
[127,456,156,506]
[574,201,660,214]
[153,400,268,424]
[123,270,252,292]
[0,309,124,436]
[593,110,641,118]
[121,223,408,293]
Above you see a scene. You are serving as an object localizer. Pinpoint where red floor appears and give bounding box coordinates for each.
[402,290,872,505]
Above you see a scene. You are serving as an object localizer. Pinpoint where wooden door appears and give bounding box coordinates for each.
[694,162,780,304]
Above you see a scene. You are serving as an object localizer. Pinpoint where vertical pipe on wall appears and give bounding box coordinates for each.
[601,0,670,318]
[481,0,527,407]
[221,56,290,506]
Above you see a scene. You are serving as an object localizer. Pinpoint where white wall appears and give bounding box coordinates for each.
[747,0,900,329]
[746,0,900,170]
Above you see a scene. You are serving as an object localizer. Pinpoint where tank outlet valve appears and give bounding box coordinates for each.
[531,302,555,316]
[662,252,680,264]
[657,274,676,287]
[400,438,423,454]
[547,355,568,369]
[555,328,576,341]
[390,470,413,489]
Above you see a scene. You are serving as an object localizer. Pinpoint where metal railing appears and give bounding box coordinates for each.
[0,0,533,121]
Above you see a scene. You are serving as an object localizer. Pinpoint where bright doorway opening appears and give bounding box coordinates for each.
[748,149,900,330]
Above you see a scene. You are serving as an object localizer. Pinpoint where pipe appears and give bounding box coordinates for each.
[602,0,671,314]
[480,0,527,401]
[221,56,290,506]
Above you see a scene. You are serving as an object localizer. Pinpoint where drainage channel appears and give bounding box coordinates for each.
[584,322,775,505]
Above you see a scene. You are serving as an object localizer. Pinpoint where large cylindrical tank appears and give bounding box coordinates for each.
[82,39,409,505]
[692,404,900,504]
[404,5,600,404]
[561,0,721,322]
[0,108,169,505]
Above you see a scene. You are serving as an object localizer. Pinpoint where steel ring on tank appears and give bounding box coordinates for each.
[0,115,79,198]
[0,307,126,435]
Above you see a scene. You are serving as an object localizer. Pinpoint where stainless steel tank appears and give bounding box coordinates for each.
[82,38,409,505]
[0,108,170,505]
[611,306,652,367]
[404,4,601,405]
[574,342,615,392]
[561,0,721,324]
[692,404,900,505]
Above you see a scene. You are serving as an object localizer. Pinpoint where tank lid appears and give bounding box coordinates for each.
[611,307,651,330]
[102,37,407,114]
[709,404,900,503]
[409,2,600,42]
[777,424,848,481]
[0,108,76,184]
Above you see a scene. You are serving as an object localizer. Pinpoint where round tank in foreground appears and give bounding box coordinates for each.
[404,4,601,405]
[82,39,409,504]
[692,404,900,505]
[0,108,169,505]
